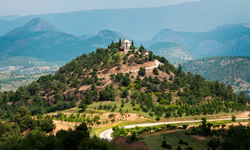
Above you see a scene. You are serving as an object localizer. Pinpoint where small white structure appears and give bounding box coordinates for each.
[121,39,131,51]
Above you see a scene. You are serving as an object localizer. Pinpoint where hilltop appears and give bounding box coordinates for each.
[181,56,250,96]
[146,24,250,58]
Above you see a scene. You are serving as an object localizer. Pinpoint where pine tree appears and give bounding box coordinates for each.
[119,38,121,47]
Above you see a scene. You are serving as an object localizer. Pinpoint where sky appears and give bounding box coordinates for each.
[0,0,200,16]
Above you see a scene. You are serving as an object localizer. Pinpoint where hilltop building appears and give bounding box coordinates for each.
[121,39,131,51]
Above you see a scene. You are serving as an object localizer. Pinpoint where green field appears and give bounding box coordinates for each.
[142,130,211,150]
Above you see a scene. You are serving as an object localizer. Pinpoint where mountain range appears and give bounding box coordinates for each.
[146,24,250,58]
[0,18,126,62]
[0,0,250,41]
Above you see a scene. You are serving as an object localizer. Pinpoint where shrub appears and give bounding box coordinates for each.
[96,121,101,125]
[156,116,161,121]
[153,68,159,75]
[179,139,188,145]
[122,77,131,86]
[231,115,236,122]
[96,81,101,86]
[139,67,146,76]
[185,147,193,150]
[131,132,137,141]
[208,138,220,149]
[108,114,115,118]
[184,131,190,135]
[135,107,140,111]
[162,141,171,149]
[182,124,189,129]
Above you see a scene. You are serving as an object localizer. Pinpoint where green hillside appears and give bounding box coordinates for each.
[0,42,249,120]
[181,56,250,96]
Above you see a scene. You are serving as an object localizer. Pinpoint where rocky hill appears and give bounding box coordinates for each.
[146,24,250,58]
[181,56,250,96]
[147,42,196,63]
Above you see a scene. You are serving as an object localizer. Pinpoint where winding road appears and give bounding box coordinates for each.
[99,117,249,141]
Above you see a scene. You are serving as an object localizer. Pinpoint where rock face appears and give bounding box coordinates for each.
[146,24,250,58]
[147,42,196,63]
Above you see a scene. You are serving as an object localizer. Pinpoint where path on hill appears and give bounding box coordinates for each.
[99,117,249,141]
[125,60,163,73]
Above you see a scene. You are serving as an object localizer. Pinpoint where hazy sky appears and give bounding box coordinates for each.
[0,0,200,16]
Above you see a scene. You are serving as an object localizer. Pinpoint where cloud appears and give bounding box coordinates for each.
[0,0,200,16]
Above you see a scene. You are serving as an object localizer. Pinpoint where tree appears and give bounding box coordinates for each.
[131,132,137,141]
[153,68,159,75]
[119,38,121,47]
[139,44,145,52]
[27,82,41,96]
[177,145,182,150]
[39,115,56,133]
[78,103,87,111]
[139,67,146,76]
[121,88,129,98]
[231,115,236,122]
[238,92,247,105]
[122,77,131,86]
[169,75,173,81]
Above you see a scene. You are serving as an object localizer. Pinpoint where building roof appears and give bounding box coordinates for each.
[122,39,131,44]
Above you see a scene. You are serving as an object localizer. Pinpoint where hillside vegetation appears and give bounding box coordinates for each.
[181,56,250,96]
[0,42,250,149]
[0,42,249,124]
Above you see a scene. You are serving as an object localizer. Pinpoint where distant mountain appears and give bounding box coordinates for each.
[0,18,126,62]
[0,0,250,40]
[147,42,196,63]
[181,56,250,96]
[4,18,62,37]
[0,15,21,21]
[146,24,250,58]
